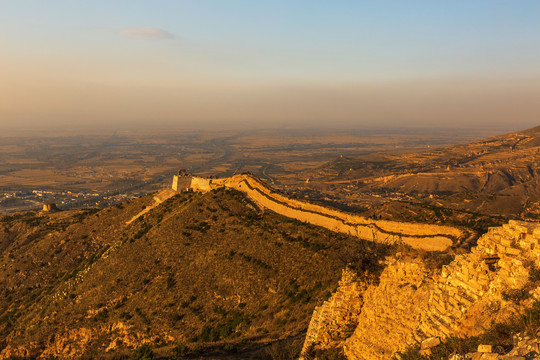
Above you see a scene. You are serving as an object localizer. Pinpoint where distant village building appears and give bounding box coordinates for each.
[42,203,59,212]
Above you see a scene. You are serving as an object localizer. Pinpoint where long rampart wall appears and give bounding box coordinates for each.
[205,174,470,251]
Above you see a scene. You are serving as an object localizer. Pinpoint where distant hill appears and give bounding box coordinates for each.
[297,126,540,221]
[0,189,383,359]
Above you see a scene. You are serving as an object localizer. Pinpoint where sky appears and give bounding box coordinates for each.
[1,1,540,132]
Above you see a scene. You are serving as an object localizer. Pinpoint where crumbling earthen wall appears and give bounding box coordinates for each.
[301,269,366,357]
[343,258,434,360]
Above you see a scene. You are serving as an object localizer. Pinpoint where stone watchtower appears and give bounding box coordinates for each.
[172,169,193,192]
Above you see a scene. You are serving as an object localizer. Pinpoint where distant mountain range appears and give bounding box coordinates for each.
[310,125,540,195]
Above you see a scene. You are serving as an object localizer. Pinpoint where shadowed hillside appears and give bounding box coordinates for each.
[0,189,387,359]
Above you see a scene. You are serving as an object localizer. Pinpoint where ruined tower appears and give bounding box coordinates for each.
[172,169,193,191]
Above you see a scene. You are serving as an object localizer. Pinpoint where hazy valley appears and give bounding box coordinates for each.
[0,128,498,214]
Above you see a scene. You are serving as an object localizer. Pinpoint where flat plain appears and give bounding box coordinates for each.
[0,127,498,208]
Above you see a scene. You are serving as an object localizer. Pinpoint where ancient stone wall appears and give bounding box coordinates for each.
[300,220,540,360]
[416,220,540,340]
[209,174,471,251]
[190,177,212,192]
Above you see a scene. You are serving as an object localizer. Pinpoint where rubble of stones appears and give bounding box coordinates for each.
[417,333,539,360]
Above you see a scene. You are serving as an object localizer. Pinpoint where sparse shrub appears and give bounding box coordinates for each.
[133,222,152,240]
[170,313,184,323]
[223,343,237,353]
[264,339,303,360]
[502,288,530,302]
[317,347,347,360]
[171,342,189,359]
[166,273,176,289]
[135,308,150,324]
[189,304,203,315]
[93,308,109,322]
[187,221,210,233]
[120,311,132,320]
[114,296,127,309]
[529,263,540,282]
[192,311,251,342]
[520,299,540,336]
[129,344,154,360]
[213,305,226,315]
[276,318,288,328]
[256,327,269,334]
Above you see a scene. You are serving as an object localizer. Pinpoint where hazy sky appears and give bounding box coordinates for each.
[1,1,540,131]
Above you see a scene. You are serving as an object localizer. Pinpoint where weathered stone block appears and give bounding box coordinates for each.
[505,247,521,256]
[468,352,483,360]
[421,336,441,349]
[419,348,432,356]
[480,352,499,360]
[478,345,493,353]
